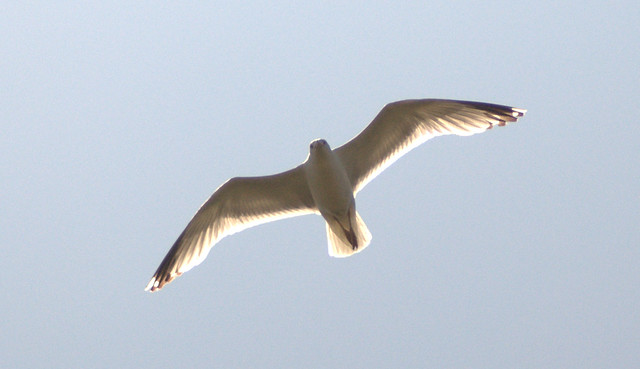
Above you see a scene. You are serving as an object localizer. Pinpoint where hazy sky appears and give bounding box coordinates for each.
[2,2,639,368]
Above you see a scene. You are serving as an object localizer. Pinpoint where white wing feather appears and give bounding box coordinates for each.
[145,165,316,291]
[335,99,526,194]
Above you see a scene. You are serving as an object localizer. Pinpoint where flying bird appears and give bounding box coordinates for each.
[146,99,526,292]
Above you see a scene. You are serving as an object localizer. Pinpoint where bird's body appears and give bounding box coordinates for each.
[305,139,370,256]
[146,99,526,292]
[305,139,354,219]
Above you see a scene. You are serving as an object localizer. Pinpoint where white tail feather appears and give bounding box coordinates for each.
[326,210,372,257]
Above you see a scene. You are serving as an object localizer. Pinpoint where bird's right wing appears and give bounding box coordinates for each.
[334,99,526,194]
[145,165,316,292]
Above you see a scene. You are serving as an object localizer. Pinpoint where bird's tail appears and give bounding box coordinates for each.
[325,209,372,257]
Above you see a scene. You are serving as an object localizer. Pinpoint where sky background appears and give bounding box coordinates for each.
[2,1,639,368]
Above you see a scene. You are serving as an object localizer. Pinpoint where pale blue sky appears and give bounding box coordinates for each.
[2,2,639,368]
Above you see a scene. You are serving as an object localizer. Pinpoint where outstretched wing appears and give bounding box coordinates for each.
[146,165,316,292]
[334,99,526,194]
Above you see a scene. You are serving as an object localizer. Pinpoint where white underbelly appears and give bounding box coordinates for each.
[305,151,354,217]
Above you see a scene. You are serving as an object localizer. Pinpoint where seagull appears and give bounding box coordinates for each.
[145,99,526,292]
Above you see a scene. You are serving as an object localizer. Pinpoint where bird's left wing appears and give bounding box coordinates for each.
[334,99,526,194]
[145,165,316,292]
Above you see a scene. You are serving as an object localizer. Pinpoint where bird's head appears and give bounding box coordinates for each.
[309,139,331,153]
